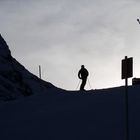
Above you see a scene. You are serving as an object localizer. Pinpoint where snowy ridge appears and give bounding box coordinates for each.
[0,34,11,58]
[0,85,140,140]
[0,34,55,101]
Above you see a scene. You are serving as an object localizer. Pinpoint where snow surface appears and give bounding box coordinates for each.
[0,86,140,140]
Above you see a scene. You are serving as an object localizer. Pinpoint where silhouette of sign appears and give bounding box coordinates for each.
[121,56,133,140]
[121,57,133,79]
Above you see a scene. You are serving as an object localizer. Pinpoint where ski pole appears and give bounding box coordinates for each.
[88,78,92,89]
[76,80,81,90]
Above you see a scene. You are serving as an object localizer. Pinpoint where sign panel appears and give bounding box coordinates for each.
[121,57,133,79]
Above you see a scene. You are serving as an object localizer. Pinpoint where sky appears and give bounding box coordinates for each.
[0,0,140,90]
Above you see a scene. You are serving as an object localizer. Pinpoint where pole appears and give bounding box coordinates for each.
[76,80,81,90]
[88,78,92,89]
[125,56,129,140]
[39,65,41,79]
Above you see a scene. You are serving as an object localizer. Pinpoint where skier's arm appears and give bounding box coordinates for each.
[78,70,81,79]
[87,70,89,76]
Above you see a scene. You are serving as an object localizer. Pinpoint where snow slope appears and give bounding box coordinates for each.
[0,34,140,140]
[0,34,55,101]
[0,86,140,140]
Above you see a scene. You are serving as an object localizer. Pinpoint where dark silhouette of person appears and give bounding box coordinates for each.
[137,19,140,24]
[78,65,89,91]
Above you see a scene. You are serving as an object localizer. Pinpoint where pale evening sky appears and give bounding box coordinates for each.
[0,0,140,90]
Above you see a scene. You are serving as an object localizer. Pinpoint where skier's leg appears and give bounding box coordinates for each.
[80,78,87,90]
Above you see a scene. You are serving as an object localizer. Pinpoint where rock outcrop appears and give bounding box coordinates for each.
[0,34,54,101]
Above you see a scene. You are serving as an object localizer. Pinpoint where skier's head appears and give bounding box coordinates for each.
[81,65,85,69]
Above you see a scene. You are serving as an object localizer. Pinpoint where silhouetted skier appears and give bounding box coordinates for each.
[137,19,140,24]
[78,65,89,91]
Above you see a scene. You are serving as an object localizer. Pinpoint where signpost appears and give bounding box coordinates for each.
[121,56,133,140]
[39,65,42,79]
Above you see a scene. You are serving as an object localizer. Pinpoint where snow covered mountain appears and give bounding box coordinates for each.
[0,34,55,101]
[0,34,140,140]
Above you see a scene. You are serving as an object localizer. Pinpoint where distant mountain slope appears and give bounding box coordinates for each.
[0,34,55,101]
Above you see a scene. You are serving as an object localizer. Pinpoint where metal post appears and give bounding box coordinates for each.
[122,56,133,140]
[39,65,41,79]
[125,56,129,140]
